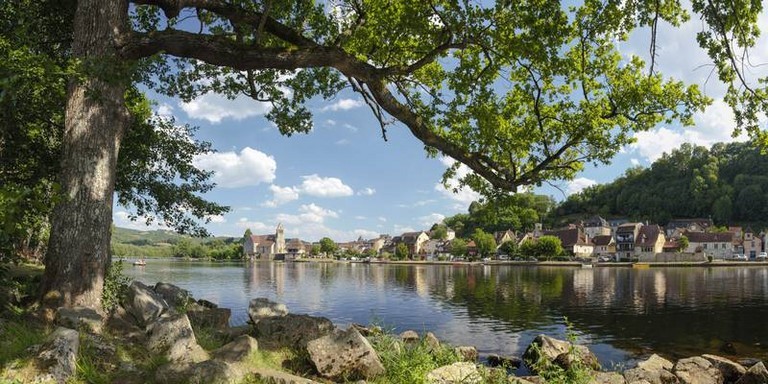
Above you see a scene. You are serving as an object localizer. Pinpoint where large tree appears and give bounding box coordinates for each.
[31,0,766,309]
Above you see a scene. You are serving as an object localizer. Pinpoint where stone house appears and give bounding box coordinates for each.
[545,226,594,258]
[591,235,615,258]
[616,223,642,261]
[744,228,762,259]
[684,232,734,260]
[584,216,611,238]
[244,223,286,260]
[635,224,665,260]
[392,231,430,258]
[664,218,713,237]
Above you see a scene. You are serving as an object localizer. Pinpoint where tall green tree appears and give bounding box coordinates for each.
[394,243,410,261]
[472,229,497,259]
[20,0,764,309]
[450,238,468,259]
[319,237,337,258]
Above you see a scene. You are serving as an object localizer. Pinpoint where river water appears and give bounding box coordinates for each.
[123,260,768,366]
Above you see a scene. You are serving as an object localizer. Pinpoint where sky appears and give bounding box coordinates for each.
[112,6,767,242]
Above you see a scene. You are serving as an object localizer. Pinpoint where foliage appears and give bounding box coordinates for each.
[429,224,449,240]
[319,237,337,257]
[556,142,768,228]
[444,194,556,238]
[499,240,520,258]
[678,235,689,252]
[369,332,461,384]
[394,243,410,260]
[449,238,467,258]
[0,319,48,368]
[102,260,131,313]
[472,229,497,259]
[309,245,321,257]
[536,236,564,259]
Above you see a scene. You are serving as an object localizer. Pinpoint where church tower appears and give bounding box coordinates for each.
[276,223,286,253]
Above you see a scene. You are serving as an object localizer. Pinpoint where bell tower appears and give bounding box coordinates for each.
[276,223,285,253]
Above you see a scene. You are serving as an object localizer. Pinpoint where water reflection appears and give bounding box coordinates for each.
[125,261,768,364]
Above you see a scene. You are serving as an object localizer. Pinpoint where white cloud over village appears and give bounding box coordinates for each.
[320,98,364,112]
[566,177,598,196]
[434,156,481,209]
[193,147,276,188]
[180,92,272,123]
[299,174,354,197]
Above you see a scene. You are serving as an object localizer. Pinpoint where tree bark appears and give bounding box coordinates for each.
[40,0,130,309]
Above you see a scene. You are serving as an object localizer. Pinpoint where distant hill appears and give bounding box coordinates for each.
[553,141,768,229]
[111,226,240,258]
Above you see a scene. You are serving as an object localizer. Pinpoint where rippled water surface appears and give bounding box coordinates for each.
[124,260,768,365]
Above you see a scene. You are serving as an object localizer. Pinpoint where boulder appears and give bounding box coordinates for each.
[212,335,259,363]
[146,313,209,364]
[673,356,722,384]
[252,314,334,349]
[306,327,385,381]
[623,354,679,384]
[55,306,104,334]
[250,367,322,383]
[593,371,627,384]
[487,354,522,369]
[735,362,768,384]
[701,354,746,383]
[105,306,145,343]
[425,332,441,351]
[554,345,601,371]
[124,281,168,327]
[425,362,482,384]
[155,360,239,384]
[400,330,420,343]
[197,299,218,309]
[154,282,192,310]
[454,346,478,362]
[35,327,79,384]
[188,307,231,330]
[350,323,382,337]
[523,334,600,373]
[247,298,288,323]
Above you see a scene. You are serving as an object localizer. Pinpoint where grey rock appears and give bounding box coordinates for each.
[250,367,322,383]
[35,327,79,384]
[211,335,258,363]
[350,323,382,337]
[247,298,288,323]
[197,299,218,309]
[514,377,547,384]
[523,334,600,374]
[105,306,145,343]
[454,346,478,362]
[147,313,209,364]
[252,313,334,350]
[735,362,768,384]
[425,332,441,350]
[400,330,419,343]
[55,306,104,334]
[124,281,168,327]
[702,354,746,383]
[155,360,238,384]
[487,353,522,368]
[188,307,231,330]
[624,354,679,384]
[425,362,482,384]
[592,371,627,384]
[154,282,193,309]
[673,356,722,384]
[306,327,385,381]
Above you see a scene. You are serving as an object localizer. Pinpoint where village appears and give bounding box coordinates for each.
[242,217,766,263]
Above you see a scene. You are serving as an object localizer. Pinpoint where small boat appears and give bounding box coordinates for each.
[133,259,146,266]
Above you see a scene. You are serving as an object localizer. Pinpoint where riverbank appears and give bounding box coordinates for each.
[2,279,766,384]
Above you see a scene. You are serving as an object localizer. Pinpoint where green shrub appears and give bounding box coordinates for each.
[102,260,131,313]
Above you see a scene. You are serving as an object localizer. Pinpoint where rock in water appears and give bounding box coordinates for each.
[247,297,288,323]
[735,362,768,384]
[701,354,746,383]
[673,356,722,384]
[306,327,385,381]
[153,282,192,309]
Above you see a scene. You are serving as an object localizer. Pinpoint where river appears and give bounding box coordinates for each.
[123,260,768,367]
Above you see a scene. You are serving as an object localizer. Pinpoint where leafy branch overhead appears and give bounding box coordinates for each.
[116,0,758,196]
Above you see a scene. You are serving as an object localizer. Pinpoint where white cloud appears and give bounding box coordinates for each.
[434,157,482,208]
[343,123,359,132]
[357,187,376,196]
[567,177,597,196]
[205,215,227,224]
[235,218,270,232]
[113,211,169,231]
[299,174,354,197]
[378,217,387,222]
[320,98,364,112]
[156,103,174,117]
[630,158,640,166]
[180,93,271,123]
[420,213,446,226]
[194,147,276,188]
[263,185,299,207]
[393,224,416,234]
[276,203,339,226]
[335,139,350,145]
[352,229,380,239]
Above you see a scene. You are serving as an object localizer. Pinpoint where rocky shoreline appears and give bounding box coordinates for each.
[5,280,768,384]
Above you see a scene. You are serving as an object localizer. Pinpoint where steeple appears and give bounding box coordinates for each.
[276,223,285,253]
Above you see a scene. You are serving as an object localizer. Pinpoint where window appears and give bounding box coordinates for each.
[714,244,718,249]
[704,244,708,249]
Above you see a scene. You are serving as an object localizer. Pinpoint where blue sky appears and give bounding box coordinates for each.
[113,8,767,241]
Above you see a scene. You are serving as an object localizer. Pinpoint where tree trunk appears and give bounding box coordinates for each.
[40,0,130,309]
